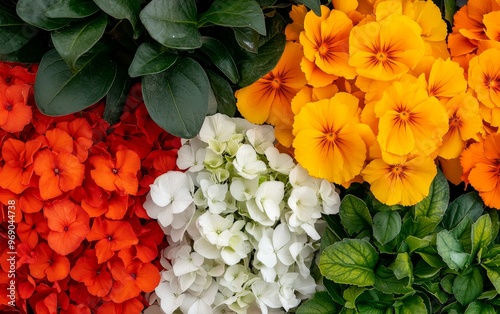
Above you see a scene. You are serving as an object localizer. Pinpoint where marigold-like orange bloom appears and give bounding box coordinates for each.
[349,15,425,81]
[426,58,468,100]
[33,150,85,200]
[17,212,49,249]
[300,6,356,79]
[468,48,500,108]
[70,250,113,297]
[28,243,70,282]
[461,133,500,209]
[90,149,141,195]
[293,92,374,184]
[108,258,160,303]
[0,83,32,132]
[86,218,139,263]
[438,93,484,159]
[235,42,307,125]
[0,138,42,193]
[285,4,307,41]
[362,155,437,206]
[402,0,448,42]
[375,79,449,157]
[44,200,90,255]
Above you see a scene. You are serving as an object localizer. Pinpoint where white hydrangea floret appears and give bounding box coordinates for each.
[265,147,295,175]
[233,144,267,179]
[176,137,207,172]
[246,125,275,154]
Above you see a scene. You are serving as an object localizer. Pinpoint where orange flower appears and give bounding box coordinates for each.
[34,291,90,314]
[28,243,70,282]
[285,4,307,41]
[19,187,44,213]
[0,83,32,132]
[468,48,500,108]
[33,150,85,200]
[44,199,90,255]
[300,6,356,79]
[0,138,42,193]
[17,212,49,249]
[235,42,307,125]
[96,298,144,314]
[56,118,93,162]
[86,218,139,263]
[108,257,160,303]
[70,250,113,297]
[90,149,141,195]
[461,133,500,209]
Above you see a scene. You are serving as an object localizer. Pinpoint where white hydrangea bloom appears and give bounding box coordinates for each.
[246,125,275,154]
[251,280,282,313]
[233,144,267,179]
[264,147,295,175]
[289,164,317,190]
[218,264,253,293]
[199,113,237,154]
[256,224,294,269]
[180,280,218,314]
[230,177,259,202]
[278,273,316,312]
[177,137,207,172]
[251,181,285,225]
[197,212,234,247]
[155,271,185,314]
[319,179,341,214]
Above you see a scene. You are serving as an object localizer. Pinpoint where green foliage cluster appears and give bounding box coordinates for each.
[299,171,500,314]
[0,0,321,138]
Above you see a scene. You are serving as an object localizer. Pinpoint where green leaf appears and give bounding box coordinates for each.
[35,48,117,115]
[128,43,178,78]
[441,273,455,294]
[319,239,378,286]
[233,27,260,53]
[343,286,366,309]
[320,227,341,253]
[323,278,346,306]
[451,216,473,253]
[414,260,441,279]
[483,266,500,294]
[395,295,427,314]
[142,57,209,138]
[374,265,414,295]
[420,281,450,304]
[339,195,372,236]
[416,246,447,268]
[198,0,266,35]
[391,252,413,282]
[442,192,484,230]
[482,245,500,267]
[16,0,70,31]
[323,214,348,239]
[489,209,499,243]
[471,214,493,261]
[437,230,470,271]
[45,0,100,18]
[295,0,321,16]
[201,37,239,84]
[405,236,431,253]
[51,14,107,70]
[465,301,496,314]
[0,33,49,63]
[296,291,337,314]
[140,0,201,49]
[413,170,449,237]
[453,266,483,305]
[373,211,401,245]
[478,290,498,300]
[103,66,130,125]
[92,0,140,36]
[444,0,456,24]
[0,6,35,54]
[206,70,236,117]
[357,305,386,314]
[237,13,286,87]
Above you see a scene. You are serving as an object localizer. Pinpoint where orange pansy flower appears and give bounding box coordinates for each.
[17,212,49,249]
[86,218,139,263]
[44,199,90,256]
[0,138,42,193]
[70,250,113,297]
[0,83,32,132]
[90,149,141,195]
[28,243,70,282]
[33,150,85,200]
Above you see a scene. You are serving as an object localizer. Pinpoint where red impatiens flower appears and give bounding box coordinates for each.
[17,212,49,249]
[33,150,85,200]
[86,218,139,264]
[90,149,141,195]
[0,83,32,132]
[57,118,93,162]
[35,291,90,314]
[70,250,113,297]
[44,199,90,255]
[28,243,70,282]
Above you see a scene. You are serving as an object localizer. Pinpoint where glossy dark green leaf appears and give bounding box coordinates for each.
[142,57,209,138]
[128,43,178,78]
[323,278,346,306]
[198,0,266,35]
[233,27,260,53]
[296,291,337,314]
[45,0,100,18]
[320,239,378,286]
[413,260,440,279]
[373,211,401,245]
[205,70,236,117]
[140,0,201,49]
[471,214,493,261]
[0,29,49,63]
[35,48,117,115]
[16,0,70,31]
[444,0,456,24]
[51,14,107,70]
[237,13,285,86]
[437,229,469,271]
[104,66,130,125]
[442,192,484,230]
[453,266,483,305]
[201,37,239,84]
[339,195,372,236]
[93,0,140,36]
[295,0,321,16]
[0,6,35,54]
[465,301,496,314]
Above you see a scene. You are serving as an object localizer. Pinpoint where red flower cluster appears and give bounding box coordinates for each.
[0,63,180,314]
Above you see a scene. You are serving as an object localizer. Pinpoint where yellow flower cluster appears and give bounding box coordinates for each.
[235,0,500,207]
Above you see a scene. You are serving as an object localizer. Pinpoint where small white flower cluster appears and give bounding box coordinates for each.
[144,113,340,314]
